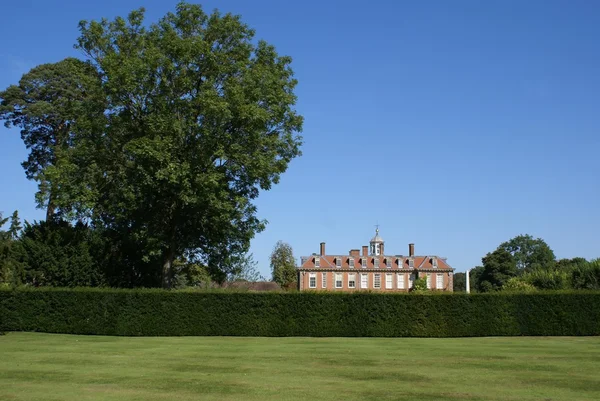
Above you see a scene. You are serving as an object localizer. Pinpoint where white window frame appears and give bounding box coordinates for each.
[349,258,355,268]
[322,272,327,289]
[315,256,320,268]
[374,258,379,268]
[426,273,432,289]
[397,258,403,268]
[409,273,415,288]
[336,257,341,268]
[360,273,368,289]
[348,273,356,288]
[335,273,343,289]
[397,273,405,289]
[309,273,316,288]
[408,258,414,268]
[374,273,381,289]
[436,273,443,289]
[432,257,438,268]
[385,273,393,289]
[361,258,367,268]
[386,258,391,268]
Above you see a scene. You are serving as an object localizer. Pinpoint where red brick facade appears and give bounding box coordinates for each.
[297,230,454,292]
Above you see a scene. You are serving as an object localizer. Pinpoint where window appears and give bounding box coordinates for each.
[426,273,432,289]
[361,273,368,289]
[385,273,393,289]
[322,272,327,289]
[408,258,414,268]
[336,257,341,268]
[374,258,380,268]
[348,273,356,288]
[409,273,415,288]
[315,256,320,268]
[432,257,438,268]
[309,273,316,288]
[386,258,391,268]
[349,258,355,268]
[397,273,405,289]
[335,273,343,288]
[397,258,403,268]
[374,273,381,289]
[436,274,443,289]
[361,258,367,268]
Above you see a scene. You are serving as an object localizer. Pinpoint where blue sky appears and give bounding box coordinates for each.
[1,0,599,278]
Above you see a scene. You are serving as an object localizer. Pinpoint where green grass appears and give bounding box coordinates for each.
[1,333,599,401]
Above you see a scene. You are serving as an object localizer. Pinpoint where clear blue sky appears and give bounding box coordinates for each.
[1,0,599,278]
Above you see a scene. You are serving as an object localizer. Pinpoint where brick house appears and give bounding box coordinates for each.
[297,229,454,292]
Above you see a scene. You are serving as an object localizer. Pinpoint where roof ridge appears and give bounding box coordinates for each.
[417,255,430,269]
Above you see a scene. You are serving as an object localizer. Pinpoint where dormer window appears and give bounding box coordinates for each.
[432,257,438,268]
[349,258,355,268]
[336,257,341,268]
[408,258,414,268]
[374,258,380,268]
[397,258,403,268]
[315,256,320,268]
[361,258,367,268]
[386,258,392,268]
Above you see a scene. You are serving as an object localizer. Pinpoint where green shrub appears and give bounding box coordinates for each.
[571,259,600,290]
[523,269,570,290]
[502,277,537,292]
[1,288,599,337]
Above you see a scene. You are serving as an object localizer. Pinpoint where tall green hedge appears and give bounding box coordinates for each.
[1,288,599,337]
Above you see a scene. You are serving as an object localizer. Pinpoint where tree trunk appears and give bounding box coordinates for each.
[45,181,57,222]
[162,247,175,289]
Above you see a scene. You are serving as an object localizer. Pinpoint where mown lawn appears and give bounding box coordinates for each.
[0,332,599,401]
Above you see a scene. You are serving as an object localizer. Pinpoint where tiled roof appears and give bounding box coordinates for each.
[298,254,454,271]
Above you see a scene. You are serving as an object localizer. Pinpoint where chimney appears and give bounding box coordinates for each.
[362,245,368,256]
[320,242,326,256]
[380,243,385,255]
[409,243,415,257]
[350,249,360,257]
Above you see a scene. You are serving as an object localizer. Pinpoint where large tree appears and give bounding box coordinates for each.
[270,240,296,289]
[0,58,103,221]
[44,2,303,287]
[498,234,555,273]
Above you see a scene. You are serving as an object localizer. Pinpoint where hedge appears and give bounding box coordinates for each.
[1,288,600,337]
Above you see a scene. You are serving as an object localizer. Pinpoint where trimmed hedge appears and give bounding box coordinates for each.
[1,288,600,337]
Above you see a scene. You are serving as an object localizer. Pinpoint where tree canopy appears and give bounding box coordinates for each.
[0,2,303,288]
[499,234,555,273]
[0,58,103,221]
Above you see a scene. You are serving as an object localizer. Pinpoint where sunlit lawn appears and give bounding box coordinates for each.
[1,332,599,400]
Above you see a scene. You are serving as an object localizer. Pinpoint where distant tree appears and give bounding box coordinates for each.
[469,266,484,293]
[0,211,22,286]
[453,272,466,292]
[0,213,11,284]
[499,234,555,273]
[228,253,265,282]
[270,241,296,289]
[555,257,588,271]
[571,259,600,290]
[478,248,517,292]
[8,211,22,240]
